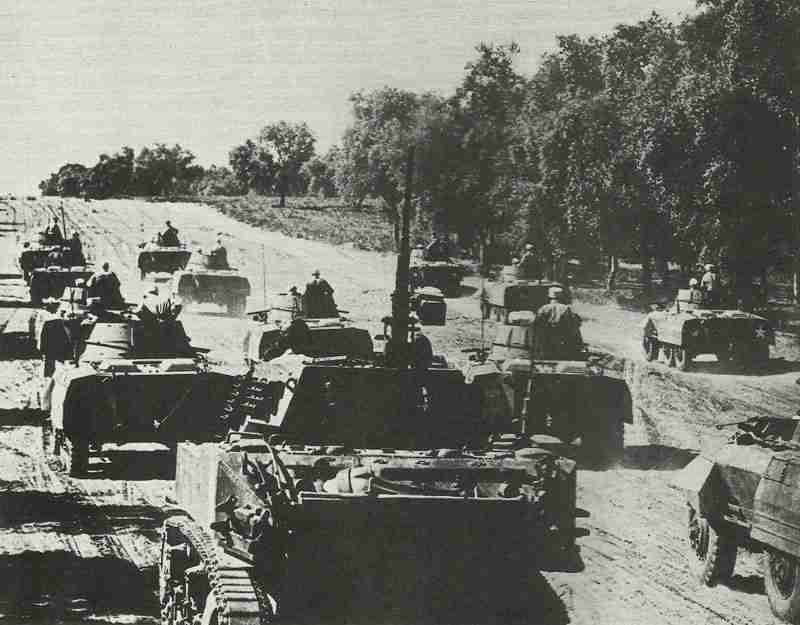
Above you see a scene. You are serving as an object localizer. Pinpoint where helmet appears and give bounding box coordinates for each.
[548,286,565,300]
[689,278,699,287]
[705,264,716,271]
[312,269,321,277]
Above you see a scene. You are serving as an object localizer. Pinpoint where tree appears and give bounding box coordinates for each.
[54,163,88,197]
[83,146,134,198]
[131,144,203,196]
[257,121,316,207]
[303,147,339,198]
[228,139,275,194]
[191,165,245,196]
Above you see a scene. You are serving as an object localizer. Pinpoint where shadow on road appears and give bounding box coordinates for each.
[622,445,698,471]
[93,447,176,481]
[0,409,45,426]
[726,574,765,596]
[689,357,800,377]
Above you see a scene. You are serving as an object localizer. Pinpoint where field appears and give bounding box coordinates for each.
[0,196,799,624]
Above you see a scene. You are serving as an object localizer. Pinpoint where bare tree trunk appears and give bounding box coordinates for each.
[606,255,618,292]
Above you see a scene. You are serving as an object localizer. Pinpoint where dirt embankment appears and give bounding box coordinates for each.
[0,197,798,624]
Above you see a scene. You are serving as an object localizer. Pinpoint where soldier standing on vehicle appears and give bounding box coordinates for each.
[532,286,583,359]
[303,269,337,317]
[68,232,84,265]
[288,285,303,317]
[160,220,180,247]
[688,277,705,307]
[701,263,719,306]
[425,234,450,261]
[87,261,124,308]
[518,243,542,280]
[208,237,229,270]
[43,216,64,245]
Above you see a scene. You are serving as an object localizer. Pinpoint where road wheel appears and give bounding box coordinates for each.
[688,506,736,586]
[642,334,659,362]
[62,436,89,477]
[674,346,692,371]
[765,550,800,622]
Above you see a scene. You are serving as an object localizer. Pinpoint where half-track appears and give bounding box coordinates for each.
[676,414,800,623]
[481,275,571,323]
[465,312,633,465]
[159,189,580,624]
[39,301,235,476]
[136,242,192,279]
[642,288,774,371]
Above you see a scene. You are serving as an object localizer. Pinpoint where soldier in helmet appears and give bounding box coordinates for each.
[518,243,542,280]
[532,286,583,359]
[43,216,64,245]
[424,234,450,262]
[701,263,720,306]
[87,261,124,308]
[303,269,337,317]
[160,220,180,247]
[67,232,84,265]
[207,237,229,270]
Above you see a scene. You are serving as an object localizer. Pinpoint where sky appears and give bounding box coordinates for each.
[1,0,697,195]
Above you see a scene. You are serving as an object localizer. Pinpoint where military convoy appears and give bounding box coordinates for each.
[642,288,774,371]
[677,415,800,623]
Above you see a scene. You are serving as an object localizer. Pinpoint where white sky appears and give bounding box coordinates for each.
[1,0,696,194]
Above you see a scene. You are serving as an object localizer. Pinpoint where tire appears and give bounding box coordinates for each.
[765,550,800,622]
[687,506,736,586]
[642,335,659,362]
[674,346,692,371]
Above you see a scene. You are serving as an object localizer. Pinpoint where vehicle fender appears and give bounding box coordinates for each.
[674,455,724,519]
[647,315,683,346]
[752,451,800,558]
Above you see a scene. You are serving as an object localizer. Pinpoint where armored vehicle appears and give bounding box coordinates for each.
[136,242,191,279]
[465,312,632,464]
[676,414,800,623]
[28,265,93,306]
[158,194,579,624]
[642,288,774,371]
[481,276,571,323]
[18,242,61,282]
[409,244,464,296]
[40,301,235,476]
[169,257,251,317]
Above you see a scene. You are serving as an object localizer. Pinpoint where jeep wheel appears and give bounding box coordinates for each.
[642,335,659,362]
[688,506,736,586]
[674,347,692,371]
[766,550,800,622]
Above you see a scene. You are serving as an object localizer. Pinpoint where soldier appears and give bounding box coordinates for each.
[288,285,303,317]
[46,246,64,266]
[43,216,64,245]
[160,220,180,247]
[87,261,124,308]
[518,243,542,280]
[532,286,583,360]
[303,269,337,317]
[424,234,450,262]
[684,278,705,310]
[67,232,85,265]
[701,263,720,306]
[208,237,229,270]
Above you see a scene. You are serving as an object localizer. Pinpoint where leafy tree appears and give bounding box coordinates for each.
[131,144,203,196]
[53,163,88,197]
[83,146,134,198]
[191,165,244,196]
[257,121,316,207]
[303,147,339,198]
[228,139,275,194]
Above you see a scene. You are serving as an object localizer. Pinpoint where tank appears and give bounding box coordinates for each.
[159,188,579,624]
[675,414,800,623]
[28,265,93,306]
[409,245,464,296]
[39,302,235,476]
[18,242,61,282]
[465,313,633,465]
[170,253,251,317]
[481,275,571,323]
[136,242,192,279]
[642,288,774,371]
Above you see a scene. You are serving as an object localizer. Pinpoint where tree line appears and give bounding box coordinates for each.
[40,0,800,293]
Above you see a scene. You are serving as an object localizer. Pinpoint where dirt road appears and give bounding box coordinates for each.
[1,197,799,624]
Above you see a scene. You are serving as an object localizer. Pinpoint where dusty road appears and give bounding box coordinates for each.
[1,197,799,624]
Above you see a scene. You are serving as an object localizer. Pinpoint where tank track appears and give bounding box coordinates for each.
[162,514,273,625]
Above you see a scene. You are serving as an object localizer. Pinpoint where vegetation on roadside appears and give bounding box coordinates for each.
[39,1,800,297]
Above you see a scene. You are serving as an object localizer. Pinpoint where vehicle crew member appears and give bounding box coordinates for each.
[207,238,229,270]
[701,263,719,306]
[303,269,337,317]
[160,220,180,247]
[688,277,704,308]
[532,286,583,359]
[518,243,542,280]
[424,235,450,262]
[87,261,124,308]
[288,285,303,317]
[68,232,84,265]
[43,217,64,245]
[46,246,64,266]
